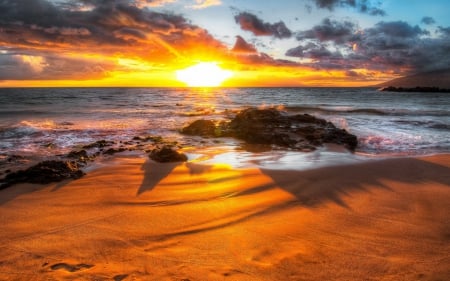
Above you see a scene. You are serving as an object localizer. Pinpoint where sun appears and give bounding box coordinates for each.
[176,62,233,87]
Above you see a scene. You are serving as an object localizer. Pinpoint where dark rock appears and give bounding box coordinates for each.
[380,86,450,93]
[0,160,85,189]
[182,120,230,138]
[181,107,358,151]
[181,119,217,137]
[103,148,126,155]
[229,108,292,145]
[43,143,56,149]
[149,146,188,163]
[7,155,26,163]
[133,135,163,143]
[67,149,90,162]
[82,140,114,149]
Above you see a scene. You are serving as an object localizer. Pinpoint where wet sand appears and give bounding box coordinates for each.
[0,154,449,280]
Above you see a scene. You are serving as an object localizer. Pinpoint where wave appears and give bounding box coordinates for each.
[393,120,450,130]
[0,110,49,116]
[285,106,449,117]
[0,120,77,139]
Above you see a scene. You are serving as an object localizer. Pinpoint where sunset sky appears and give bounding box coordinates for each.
[0,0,449,87]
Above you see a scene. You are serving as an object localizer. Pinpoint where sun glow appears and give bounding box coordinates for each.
[176,62,233,87]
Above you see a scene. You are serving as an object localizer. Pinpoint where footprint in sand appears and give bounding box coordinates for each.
[50,262,94,272]
[113,274,129,281]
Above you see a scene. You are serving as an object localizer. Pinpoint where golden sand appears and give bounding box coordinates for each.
[0,154,449,280]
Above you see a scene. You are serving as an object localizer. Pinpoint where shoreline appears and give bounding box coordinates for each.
[0,152,449,280]
[2,141,449,187]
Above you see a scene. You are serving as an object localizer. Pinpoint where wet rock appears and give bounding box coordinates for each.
[0,160,85,189]
[133,135,163,143]
[6,155,27,163]
[149,146,188,163]
[67,149,91,163]
[181,119,217,137]
[82,140,114,149]
[380,86,450,93]
[182,119,230,138]
[182,107,358,151]
[103,147,126,155]
[231,108,357,150]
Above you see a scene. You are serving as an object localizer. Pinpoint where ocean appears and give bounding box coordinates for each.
[0,87,449,167]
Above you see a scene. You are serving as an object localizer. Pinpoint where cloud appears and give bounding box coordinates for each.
[0,0,230,80]
[133,0,176,8]
[286,42,343,60]
[0,50,113,80]
[30,25,91,36]
[234,12,292,39]
[287,18,450,74]
[296,18,358,44]
[368,21,428,38]
[188,0,222,9]
[231,36,257,54]
[421,16,435,25]
[310,0,385,16]
[19,55,48,73]
[438,26,450,36]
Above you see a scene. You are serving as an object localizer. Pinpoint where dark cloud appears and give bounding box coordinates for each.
[298,45,343,60]
[296,18,358,44]
[369,21,428,38]
[286,42,343,60]
[0,49,112,80]
[287,18,450,74]
[237,52,300,69]
[0,53,40,80]
[231,36,257,54]
[438,26,450,36]
[421,16,435,25]
[234,12,292,39]
[0,0,224,48]
[310,0,385,16]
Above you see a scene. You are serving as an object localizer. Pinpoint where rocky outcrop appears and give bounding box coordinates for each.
[82,140,114,149]
[149,146,188,163]
[181,120,217,137]
[182,108,358,151]
[380,86,450,93]
[0,134,177,189]
[181,119,230,137]
[0,160,85,189]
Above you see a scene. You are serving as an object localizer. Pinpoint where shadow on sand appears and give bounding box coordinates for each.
[260,157,450,208]
[133,157,450,241]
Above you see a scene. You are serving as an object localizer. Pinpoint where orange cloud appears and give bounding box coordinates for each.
[0,0,404,87]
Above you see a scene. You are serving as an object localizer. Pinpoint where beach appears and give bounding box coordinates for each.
[1,152,449,280]
[1,0,450,279]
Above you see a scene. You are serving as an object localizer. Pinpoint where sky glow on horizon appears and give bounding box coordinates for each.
[0,0,449,87]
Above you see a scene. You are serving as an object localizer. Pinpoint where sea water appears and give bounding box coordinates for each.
[0,87,448,162]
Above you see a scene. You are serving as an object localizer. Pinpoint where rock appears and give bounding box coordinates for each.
[181,107,358,151]
[380,86,450,93]
[6,155,26,163]
[67,149,90,162]
[0,160,85,189]
[181,119,217,137]
[149,146,188,163]
[132,135,163,143]
[103,147,126,155]
[228,108,292,145]
[181,119,231,137]
[82,140,114,149]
